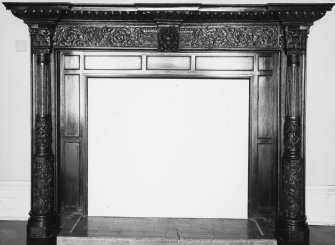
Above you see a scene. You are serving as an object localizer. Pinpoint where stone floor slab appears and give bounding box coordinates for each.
[58,217,277,244]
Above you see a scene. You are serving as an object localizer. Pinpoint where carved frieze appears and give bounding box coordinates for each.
[54,24,282,49]
[180,26,282,49]
[54,25,158,48]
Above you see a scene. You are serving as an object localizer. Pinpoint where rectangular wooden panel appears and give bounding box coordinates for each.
[146,56,191,70]
[64,75,80,136]
[258,56,274,71]
[257,144,273,209]
[63,142,80,208]
[64,55,80,70]
[85,56,142,70]
[258,76,273,139]
[195,56,254,71]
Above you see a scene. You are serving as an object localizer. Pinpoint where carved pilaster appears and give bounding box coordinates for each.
[276,26,309,244]
[28,24,59,240]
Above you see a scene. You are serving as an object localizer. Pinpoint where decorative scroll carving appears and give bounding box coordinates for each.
[180,26,282,49]
[32,155,54,214]
[32,114,54,215]
[35,114,53,155]
[282,157,304,219]
[158,27,179,52]
[283,116,301,158]
[54,25,158,48]
[285,26,309,51]
[54,24,282,49]
[282,116,304,219]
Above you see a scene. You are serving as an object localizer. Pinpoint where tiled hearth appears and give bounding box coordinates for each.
[58,216,277,245]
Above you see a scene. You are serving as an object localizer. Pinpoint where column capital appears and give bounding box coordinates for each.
[29,24,55,51]
[284,25,310,53]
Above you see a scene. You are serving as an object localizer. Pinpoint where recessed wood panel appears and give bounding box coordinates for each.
[64,55,80,70]
[258,56,273,71]
[195,56,254,71]
[63,142,80,209]
[85,56,142,70]
[257,144,273,209]
[258,76,273,139]
[64,75,80,136]
[146,56,191,70]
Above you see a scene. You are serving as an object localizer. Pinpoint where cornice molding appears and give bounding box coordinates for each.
[3,3,334,24]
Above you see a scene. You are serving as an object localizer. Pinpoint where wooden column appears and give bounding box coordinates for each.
[27,24,59,240]
[276,25,309,244]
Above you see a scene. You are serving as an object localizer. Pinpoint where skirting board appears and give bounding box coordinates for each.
[0,181,30,220]
[0,181,334,225]
[306,185,335,226]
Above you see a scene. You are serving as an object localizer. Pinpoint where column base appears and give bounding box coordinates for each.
[27,211,60,239]
[276,216,309,245]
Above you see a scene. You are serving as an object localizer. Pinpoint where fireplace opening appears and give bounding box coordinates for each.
[87,78,249,218]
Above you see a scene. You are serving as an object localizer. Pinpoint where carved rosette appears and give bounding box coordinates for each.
[158,26,180,52]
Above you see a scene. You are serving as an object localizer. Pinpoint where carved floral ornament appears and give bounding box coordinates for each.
[52,24,283,49]
[27,24,311,51]
[5,3,331,51]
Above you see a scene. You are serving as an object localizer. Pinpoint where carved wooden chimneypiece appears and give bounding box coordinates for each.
[3,2,334,245]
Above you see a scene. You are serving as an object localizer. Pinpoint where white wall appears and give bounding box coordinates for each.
[0,0,335,223]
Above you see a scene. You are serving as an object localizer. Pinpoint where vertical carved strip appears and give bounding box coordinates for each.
[276,26,309,244]
[28,25,59,239]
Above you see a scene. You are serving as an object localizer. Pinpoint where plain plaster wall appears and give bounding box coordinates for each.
[0,0,334,221]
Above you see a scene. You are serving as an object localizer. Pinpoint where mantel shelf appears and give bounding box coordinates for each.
[3,2,334,24]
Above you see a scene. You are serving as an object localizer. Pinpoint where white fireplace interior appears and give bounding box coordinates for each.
[88,78,249,218]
